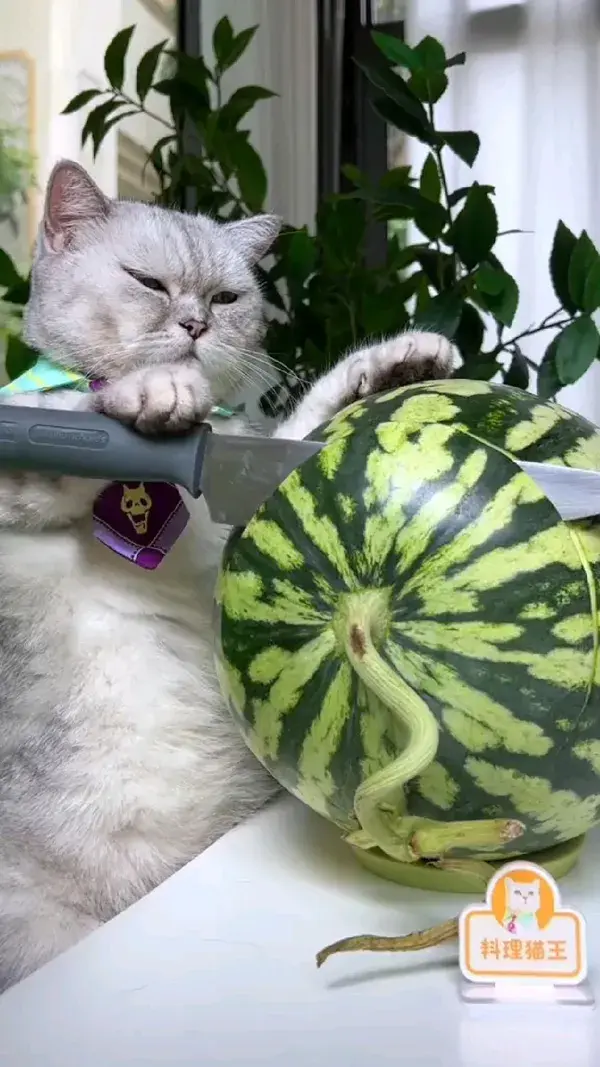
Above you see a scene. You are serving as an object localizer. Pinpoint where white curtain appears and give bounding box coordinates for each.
[406,0,600,422]
[200,0,317,229]
[199,0,317,422]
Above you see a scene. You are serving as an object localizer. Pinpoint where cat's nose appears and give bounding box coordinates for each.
[179,317,207,340]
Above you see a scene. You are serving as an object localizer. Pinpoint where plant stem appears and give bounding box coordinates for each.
[427,102,459,288]
[491,309,571,358]
[116,90,175,131]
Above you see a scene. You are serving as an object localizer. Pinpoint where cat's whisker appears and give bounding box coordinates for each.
[211,343,309,388]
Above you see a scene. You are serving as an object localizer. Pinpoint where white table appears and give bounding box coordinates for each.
[0,795,598,1067]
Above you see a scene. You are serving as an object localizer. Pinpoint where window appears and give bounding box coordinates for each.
[140,0,178,31]
[317,0,405,264]
[371,0,405,22]
[117,134,162,203]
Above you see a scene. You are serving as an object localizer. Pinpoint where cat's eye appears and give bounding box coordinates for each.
[211,291,238,305]
[123,268,168,294]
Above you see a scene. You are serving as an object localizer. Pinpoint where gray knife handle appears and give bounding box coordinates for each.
[0,404,210,496]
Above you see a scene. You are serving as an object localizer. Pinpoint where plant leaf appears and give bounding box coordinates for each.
[503,347,529,389]
[408,70,448,104]
[453,301,486,357]
[446,52,466,68]
[448,183,494,207]
[408,37,448,103]
[225,26,260,70]
[537,338,562,400]
[379,165,413,189]
[213,20,258,73]
[549,220,578,315]
[414,197,447,240]
[283,228,317,280]
[357,53,433,128]
[152,78,208,124]
[254,264,286,313]
[144,134,176,183]
[136,40,168,102]
[228,137,267,211]
[92,110,138,156]
[341,163,367,188]
[2,277,30,305]
[475,264,519,326]
[459,355,501,381]
[413,36,447,70]
[218,85,277,128]
[5,334,37,381]
[555,316,600,385]
[413,291,463,338]
[371,32,419,71]
[568,230,600,312]
[582,259,600,313]
[0,248,23,288]
[447,184,498,270]
[419,153,441,202]
[412,248,454,291]
[81,100,128,154]
[372,95,437,146]
[61,88,103,115]
[212,16,234,68]
[104,25,135,91]
[440,130,480,166]
[475,263,506,296]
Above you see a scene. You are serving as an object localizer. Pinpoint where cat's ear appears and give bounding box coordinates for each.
[222,214,282,264]
[505,877,515,890]
[531,878,540,890]
[43,160,109,252]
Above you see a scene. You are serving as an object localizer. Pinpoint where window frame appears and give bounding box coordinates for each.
[177,0,203,212]
[317,0,405,265]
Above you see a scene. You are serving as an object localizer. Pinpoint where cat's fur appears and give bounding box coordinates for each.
[0,160,457,992]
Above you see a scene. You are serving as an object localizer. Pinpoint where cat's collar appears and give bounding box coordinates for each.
[2,355,239,419]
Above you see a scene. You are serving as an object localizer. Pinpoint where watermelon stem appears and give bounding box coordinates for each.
[316,919,459,968]
[336,589,440,862]
[338,590,527,864]
[410,816,525,858]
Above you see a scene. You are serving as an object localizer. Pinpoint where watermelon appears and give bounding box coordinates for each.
[215,380,600,897]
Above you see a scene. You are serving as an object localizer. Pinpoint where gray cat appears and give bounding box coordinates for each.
[0,159,456,991]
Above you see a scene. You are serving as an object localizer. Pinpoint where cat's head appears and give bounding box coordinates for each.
[505,876,541,913]
[24,160,281,399]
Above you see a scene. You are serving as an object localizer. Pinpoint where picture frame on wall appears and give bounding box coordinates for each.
[0,50,36,268]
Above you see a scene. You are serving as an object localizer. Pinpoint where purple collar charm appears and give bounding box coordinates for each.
[89,379,190,571]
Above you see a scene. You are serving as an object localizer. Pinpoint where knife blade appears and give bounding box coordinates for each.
[200,432,323,524]
[515,459,600,522]
[0,404,599,527]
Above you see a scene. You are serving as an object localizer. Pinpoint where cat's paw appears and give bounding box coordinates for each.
[94,364,213,434]
[349,330,458,400]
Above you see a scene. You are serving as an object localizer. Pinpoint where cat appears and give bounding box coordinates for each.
[0,159,457,992]
[502,877,541,935]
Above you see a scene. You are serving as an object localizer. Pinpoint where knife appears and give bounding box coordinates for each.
[0,404,598,527]
[0,404,323,526]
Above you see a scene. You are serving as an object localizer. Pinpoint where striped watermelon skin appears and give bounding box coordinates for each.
[215,380,600,861]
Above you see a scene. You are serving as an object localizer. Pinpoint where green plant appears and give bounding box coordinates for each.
[2,21,600,413]
[0,126,36,376]
[0,124,35,232]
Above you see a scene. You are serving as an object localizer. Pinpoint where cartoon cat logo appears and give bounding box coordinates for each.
[491,866,555,936]
[502,875,541,935]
